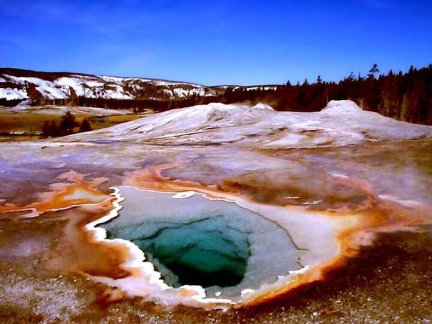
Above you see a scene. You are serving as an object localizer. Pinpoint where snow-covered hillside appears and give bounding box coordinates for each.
[0,69,222,102]
[62,100,432,148]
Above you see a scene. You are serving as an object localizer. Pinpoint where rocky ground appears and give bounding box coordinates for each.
[0,102,431,322]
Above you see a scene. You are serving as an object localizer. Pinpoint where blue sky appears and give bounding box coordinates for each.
[0,0,431,85]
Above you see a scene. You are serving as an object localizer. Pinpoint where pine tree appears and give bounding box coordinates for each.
[41,121,50,138]
[78,118,93,133]
[368,64,380,79]
[50,120,59,137]
[59,111,78,135]
[68,87,78,106]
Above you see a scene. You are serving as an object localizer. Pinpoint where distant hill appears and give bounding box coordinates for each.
[1,65,431,125]
[0,68,225,109]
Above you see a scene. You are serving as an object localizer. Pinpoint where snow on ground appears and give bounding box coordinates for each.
[4,75,67,99]
[0,88,27,100]
[54,76,133,100]
[0,74,217,102]
[61,100,432,147]
[245,86,278,91]
[0,105,131,116]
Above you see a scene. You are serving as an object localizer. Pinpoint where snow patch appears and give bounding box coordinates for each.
[0,88,27,100]
[0,74,216,102]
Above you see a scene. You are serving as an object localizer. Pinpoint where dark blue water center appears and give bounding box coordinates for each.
[100,187,302,296]
[107,216,249,287]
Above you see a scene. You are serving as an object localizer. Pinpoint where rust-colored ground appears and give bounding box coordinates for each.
[0,138,431,322]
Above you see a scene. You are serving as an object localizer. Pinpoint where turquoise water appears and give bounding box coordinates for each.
[101,187,302,297]
[108,215,249,287]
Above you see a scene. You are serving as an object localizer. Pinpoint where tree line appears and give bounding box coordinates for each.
[221,64,432,124]
[41,111,92,137]
[63,64,432,125]
[4,63,432,125]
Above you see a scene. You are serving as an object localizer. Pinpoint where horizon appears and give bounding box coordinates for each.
[1,64,431,87]
[1,1,431,85]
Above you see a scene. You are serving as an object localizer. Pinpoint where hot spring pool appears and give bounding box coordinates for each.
[100,186,306,300]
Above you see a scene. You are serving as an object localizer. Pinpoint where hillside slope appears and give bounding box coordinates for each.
[0,68,223,102]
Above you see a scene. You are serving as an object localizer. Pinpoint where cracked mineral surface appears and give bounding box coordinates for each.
[1,101,432,322]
